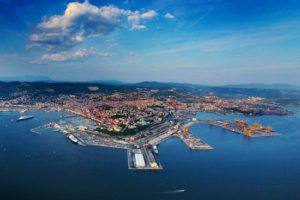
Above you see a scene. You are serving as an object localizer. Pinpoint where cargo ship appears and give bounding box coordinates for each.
[17,115,34,121]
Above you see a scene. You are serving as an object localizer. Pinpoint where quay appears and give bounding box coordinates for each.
[197,119,280,138]
[72,131,129,149]
[40,122,129,149]
[176,130,213,150]
[175,120,213,150]
[148,131,174,145]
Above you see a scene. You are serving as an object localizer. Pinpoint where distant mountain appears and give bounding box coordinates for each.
[133,81,206,89]
[86,81,300,91]
[1,77,299,92]
[132,82,300,91]
[133,81,174,88]
[223,84,300,91]
[0,81,299,100]
[0,76,53,82]
[88,80,129,86]
[0,81,129,98]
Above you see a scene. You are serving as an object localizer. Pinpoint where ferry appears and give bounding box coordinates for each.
[68,135,78,144]
[17,115,34,121]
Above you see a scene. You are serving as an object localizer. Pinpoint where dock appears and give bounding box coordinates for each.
[127,144,163,170]
[148,131,174,146]
[197,120,280,138]
[73,131,129,149]
[176,131,213,150]
[30,124,49,134]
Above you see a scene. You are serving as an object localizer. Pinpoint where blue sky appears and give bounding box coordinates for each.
[0,0,300,85]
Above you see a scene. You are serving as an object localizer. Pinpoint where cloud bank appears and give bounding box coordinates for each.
[30,1,158,49]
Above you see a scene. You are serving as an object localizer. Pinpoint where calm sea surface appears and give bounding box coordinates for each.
[0,110,300,200]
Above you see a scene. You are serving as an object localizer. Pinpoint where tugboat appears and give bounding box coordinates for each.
[17,115,34,121]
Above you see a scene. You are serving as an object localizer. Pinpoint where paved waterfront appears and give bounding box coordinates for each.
[176,131,213,150]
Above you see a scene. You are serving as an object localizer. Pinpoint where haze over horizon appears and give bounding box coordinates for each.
[1,0,300,85]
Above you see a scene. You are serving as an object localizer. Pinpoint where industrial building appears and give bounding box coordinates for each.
[134,153,146,168]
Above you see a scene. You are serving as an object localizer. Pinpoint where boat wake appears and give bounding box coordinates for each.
[161,189,186,194]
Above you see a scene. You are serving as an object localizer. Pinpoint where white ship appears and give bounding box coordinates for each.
[68,135,78,144]
[152,145,159,155]
[17,115,34,121]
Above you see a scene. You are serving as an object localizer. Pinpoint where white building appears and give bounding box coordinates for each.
[134,153,146,168]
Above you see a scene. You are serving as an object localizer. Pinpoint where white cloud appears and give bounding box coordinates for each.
[128,10,158,30]
[141,10,158,19]
[165,12,175,19]
[131,24,146,30]
[30,1,158,49]
[37,48,110,62]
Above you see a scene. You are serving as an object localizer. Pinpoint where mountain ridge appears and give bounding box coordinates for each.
[0,76,299,91]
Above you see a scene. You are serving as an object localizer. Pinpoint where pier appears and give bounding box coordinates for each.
[30,124,49,134]
[127,144,163,170]
[72,131,129,149]
[176,131,213,150]
[197,120,280,138]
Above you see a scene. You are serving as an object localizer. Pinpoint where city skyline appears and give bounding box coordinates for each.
[0,0,300,85]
